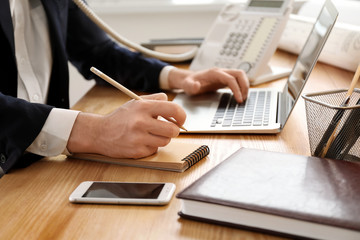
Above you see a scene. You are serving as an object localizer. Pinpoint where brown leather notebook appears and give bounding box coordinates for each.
[177,148,360,239]
[71,140,209,172]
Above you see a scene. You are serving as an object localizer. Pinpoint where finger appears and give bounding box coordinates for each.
[182,69,226,96]
[145,133,172,148]
[224,69,249,101]
[122,129,171,158]
[206,69,244,102]
[133,125,173,148]
[138,132,172,148]
[141,92,168,101]
[129,145,159,159]
[146,100,187,127]
[145,117,180,138]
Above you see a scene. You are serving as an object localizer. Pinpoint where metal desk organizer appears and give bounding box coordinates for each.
[302,89,360,162]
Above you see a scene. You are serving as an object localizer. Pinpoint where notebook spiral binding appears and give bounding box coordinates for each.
[182,145,210,168]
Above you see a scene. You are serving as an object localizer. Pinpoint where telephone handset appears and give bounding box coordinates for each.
[72,0,197,63]
[190,0,293,85]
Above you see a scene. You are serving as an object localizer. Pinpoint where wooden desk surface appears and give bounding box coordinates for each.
[0,51,355,240]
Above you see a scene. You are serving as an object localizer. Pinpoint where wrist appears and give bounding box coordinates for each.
[67,112,103,154]
[168,67,192,90]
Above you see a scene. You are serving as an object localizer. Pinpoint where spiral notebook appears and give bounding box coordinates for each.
[70,140,209,172]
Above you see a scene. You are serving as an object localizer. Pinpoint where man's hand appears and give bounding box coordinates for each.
[168,67,249,103]
[67,93,186,158]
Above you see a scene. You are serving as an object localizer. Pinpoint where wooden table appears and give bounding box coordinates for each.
[0,51,355,240]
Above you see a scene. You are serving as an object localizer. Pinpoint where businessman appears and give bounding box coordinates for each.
[0,0,249,176]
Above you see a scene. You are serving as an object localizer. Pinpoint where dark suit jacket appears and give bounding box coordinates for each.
[0,0,168,176]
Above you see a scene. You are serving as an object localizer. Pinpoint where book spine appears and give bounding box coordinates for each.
[182,145,210,169]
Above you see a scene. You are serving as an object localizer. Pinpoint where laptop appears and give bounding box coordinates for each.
[173,0,338,134]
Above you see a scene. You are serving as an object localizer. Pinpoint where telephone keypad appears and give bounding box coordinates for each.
[217,17,264,69]
[220,32,249,58]
[215,16,280,74]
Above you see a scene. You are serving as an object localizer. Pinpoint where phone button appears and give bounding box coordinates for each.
[237,62,252,73]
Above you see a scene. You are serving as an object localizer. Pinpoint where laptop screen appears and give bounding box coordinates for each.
[279,0,338,127]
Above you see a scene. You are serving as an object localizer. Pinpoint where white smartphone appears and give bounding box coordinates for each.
[69,181,176,205]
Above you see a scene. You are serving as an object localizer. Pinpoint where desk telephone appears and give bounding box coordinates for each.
[190,0,293,85]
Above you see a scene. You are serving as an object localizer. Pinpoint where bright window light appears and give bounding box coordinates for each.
[172,0,215,4]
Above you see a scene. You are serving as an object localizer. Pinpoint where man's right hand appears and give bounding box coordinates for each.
[67,93,186,158]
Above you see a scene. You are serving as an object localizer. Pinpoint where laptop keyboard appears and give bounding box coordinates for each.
[211,91,271,127]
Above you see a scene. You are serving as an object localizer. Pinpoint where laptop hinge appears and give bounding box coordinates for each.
[276,91,284,126]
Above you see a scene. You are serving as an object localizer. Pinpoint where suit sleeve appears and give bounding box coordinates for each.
[66,2,169,92]
[0,92,53,176]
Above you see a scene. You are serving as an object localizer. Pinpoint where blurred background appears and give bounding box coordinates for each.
[69,0,360,106]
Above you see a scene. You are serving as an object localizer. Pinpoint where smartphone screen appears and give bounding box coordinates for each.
[69,181,176,205]
[82,182,164,199]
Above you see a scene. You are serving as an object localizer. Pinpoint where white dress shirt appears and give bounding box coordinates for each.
[10,0,173,157]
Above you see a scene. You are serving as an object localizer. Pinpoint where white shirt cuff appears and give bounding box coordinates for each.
[26,108,80,156]
[159,66,176,90]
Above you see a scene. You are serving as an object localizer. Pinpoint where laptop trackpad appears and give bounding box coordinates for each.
[172,91,222,128]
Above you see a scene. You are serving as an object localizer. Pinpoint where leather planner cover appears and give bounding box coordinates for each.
[177,148,360,240]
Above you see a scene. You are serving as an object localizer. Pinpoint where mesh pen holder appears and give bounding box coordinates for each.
[302,89,360,162]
